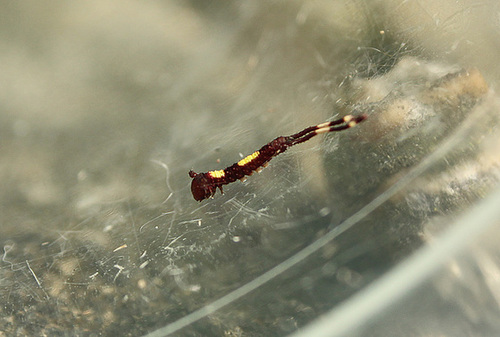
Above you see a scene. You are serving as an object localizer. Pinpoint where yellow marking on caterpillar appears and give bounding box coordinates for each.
[343,115,353,123]
[316,122,330,128]
[208,170,225,178]
[237,151,260,166]
[315,127,330,134]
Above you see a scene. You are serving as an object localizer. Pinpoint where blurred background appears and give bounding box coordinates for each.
[1,1,499,336]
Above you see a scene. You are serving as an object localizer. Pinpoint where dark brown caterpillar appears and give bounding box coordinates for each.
[189,114,367,201]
